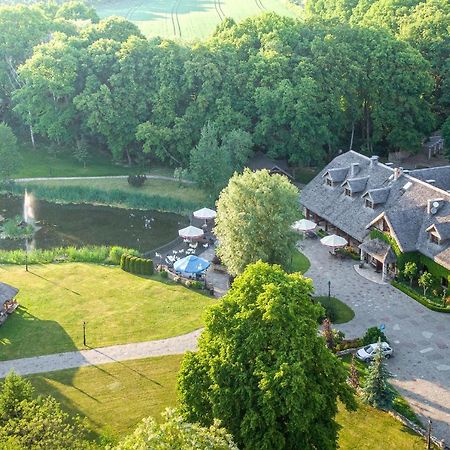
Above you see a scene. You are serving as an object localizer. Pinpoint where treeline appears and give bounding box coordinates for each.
[0,1,448,172]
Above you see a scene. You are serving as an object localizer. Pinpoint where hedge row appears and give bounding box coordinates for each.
[120,254,154,275]
[391,280,450,313]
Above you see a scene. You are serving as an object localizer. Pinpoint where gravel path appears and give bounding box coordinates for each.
[0,329,201,378]
[14,175,193,183]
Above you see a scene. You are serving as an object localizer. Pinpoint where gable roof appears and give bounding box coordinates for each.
[0,282,18,309]
[246,151,293,179]
[409,166,450,191]
[300,150,450,269]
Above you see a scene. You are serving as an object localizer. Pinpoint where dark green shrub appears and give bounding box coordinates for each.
[110,246,139,265]
[160,270,168,279]
[120,253,127,271]
[145,258,154,275]
[127,174,146,187]
[190,280,203,290]
[362,327,388,345]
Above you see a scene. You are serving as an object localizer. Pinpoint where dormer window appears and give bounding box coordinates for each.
[365,198,374,209]
[344,188,352,197]
[326,178,333,187]
[430,233,440,245]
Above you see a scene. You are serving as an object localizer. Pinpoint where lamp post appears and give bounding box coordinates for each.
[83,321,86,347]
[426,418,432,450]
[328,280,331,301]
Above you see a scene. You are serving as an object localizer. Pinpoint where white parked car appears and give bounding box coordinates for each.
[356,342,393,362]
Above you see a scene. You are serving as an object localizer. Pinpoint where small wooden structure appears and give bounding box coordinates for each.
[0,282,19,325]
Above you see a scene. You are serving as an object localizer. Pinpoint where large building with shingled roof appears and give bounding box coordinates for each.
[300,150,450,283]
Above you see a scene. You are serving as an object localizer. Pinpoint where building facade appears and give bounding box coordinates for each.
[300,151,450,282]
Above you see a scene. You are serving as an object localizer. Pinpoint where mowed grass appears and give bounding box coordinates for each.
[0,263,215,360]
[95,0,299,41]
[27,355,183,437]
[289,248,311,273]
[316,295,355,324]
[26,354,428,448]
[14,143,171,178]
[20,177,211,208]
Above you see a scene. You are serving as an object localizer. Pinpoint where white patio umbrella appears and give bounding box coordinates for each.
[292,219,316,232]
[320,234,348,254]
[193,207,216,220]
[178,225,204,240]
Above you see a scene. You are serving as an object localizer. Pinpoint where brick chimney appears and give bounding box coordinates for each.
[393,167,403,181]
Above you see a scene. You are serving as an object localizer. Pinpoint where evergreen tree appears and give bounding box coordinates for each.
[361,340,394,409]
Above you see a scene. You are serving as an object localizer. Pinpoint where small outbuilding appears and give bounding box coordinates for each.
[0,282,19,325]
[246,151,294,180]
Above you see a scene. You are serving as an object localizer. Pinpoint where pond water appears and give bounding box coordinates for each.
[0,194,188,252]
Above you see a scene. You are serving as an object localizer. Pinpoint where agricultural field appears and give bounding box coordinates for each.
[94,0,300,40]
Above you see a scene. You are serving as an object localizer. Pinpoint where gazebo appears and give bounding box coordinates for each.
[0,282,19,325]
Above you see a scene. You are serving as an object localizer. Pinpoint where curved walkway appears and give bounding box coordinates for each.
[0,329,201,378]
[14,174,193,184]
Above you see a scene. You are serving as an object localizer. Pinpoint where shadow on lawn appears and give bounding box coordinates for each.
[0,307,79,362]
[28,269,81,296]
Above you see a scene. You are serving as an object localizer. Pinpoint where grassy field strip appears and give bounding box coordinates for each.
[95,0,298,40]
[26,354,430,448]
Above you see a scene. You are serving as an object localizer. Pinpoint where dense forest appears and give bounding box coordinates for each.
[0,0,448,171]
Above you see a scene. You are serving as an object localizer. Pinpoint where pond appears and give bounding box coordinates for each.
[0,194,188,252]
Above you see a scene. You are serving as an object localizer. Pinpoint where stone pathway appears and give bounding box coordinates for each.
[302,239,450,444]
[0,329,201,378]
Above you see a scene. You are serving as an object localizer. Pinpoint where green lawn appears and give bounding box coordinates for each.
[95,0,300,41]
[14,143,171,178]
[26,354,429,448]
[0,263,215,360]
[289,248,311,273]
[316,295,355,324]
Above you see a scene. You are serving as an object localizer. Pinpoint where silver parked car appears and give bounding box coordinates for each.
[356,342,393,362]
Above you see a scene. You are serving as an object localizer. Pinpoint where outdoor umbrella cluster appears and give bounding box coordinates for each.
[320,234,347,254]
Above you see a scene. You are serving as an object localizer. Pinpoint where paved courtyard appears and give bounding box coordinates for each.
[302,239,450,444]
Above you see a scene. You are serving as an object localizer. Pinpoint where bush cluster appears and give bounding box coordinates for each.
[120,254,154,275]
[392,280,450,313]
[127,174,146,187]
[362,327,388,345]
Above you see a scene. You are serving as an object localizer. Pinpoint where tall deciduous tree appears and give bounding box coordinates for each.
[178,261,356,449]
[214,169,299,275]
[115,408,237,450]
[189,122,232,194]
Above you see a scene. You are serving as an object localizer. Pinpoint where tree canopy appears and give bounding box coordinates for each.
[0,123,20,182]
[0,3,440,170]
[178,261,356,449]
[214,169,300,275]
[114,408,237,450]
